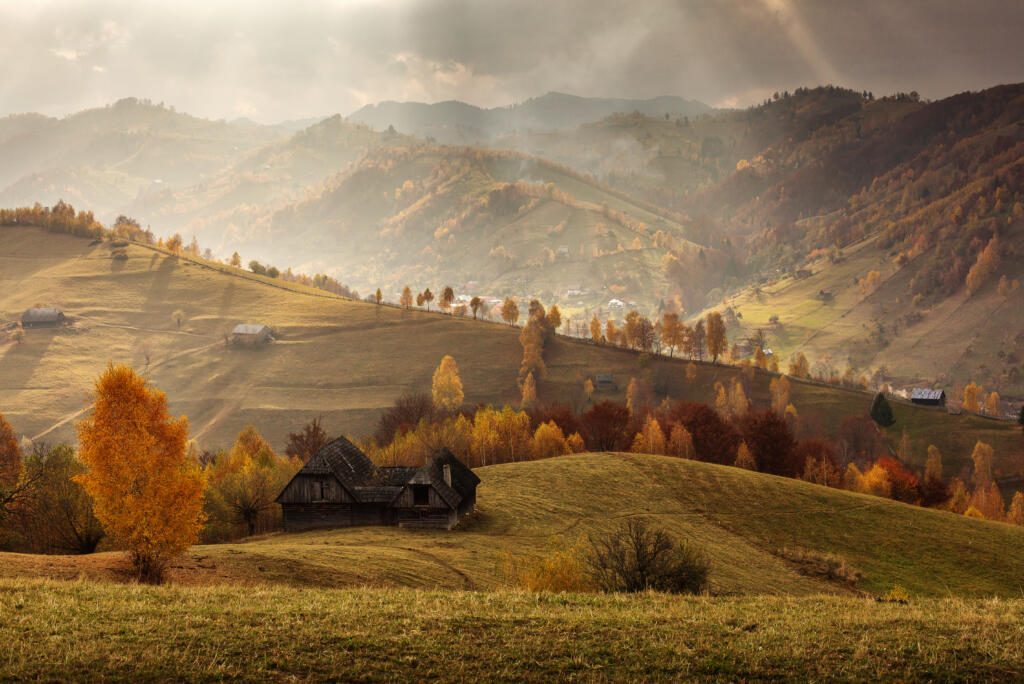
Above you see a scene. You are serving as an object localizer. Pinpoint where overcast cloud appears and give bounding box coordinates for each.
[1,0,1022,122]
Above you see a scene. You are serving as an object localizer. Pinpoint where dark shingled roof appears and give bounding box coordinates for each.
[308,436,379,493]
[283,440,478,508]
[379,467,418,485]
[412,449,481,509]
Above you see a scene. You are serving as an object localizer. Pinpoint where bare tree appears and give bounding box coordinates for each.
[585,519,709,594]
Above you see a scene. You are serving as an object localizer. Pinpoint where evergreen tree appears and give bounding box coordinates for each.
[869,392,895,427]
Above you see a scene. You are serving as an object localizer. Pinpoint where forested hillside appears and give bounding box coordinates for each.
[262,146,727,305]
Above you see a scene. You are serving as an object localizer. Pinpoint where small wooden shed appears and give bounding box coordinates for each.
[21,307,66,328]
[910,388,946,407]
[231,323,272,346]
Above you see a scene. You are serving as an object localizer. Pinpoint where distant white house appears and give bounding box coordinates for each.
[608,298,626,309]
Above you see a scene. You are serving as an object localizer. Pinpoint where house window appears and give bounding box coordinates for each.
[412,484,430,506]
[316,480,329,501]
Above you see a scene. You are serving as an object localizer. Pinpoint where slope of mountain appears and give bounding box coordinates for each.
[124,115,411,245]
[493,86,890,216]
[258,145,720,308]
[0,98,290,221]
[2,226,1020,475]
[347,91,713,143]
[497,85,1024,392]
[684,85,1024,393]
[705,224,1024,396]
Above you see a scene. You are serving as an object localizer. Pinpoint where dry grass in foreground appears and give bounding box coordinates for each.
[1,578,1023,682]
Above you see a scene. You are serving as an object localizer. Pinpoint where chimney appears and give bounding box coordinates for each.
[443,464,452,486]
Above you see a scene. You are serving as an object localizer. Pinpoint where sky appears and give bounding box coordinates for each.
[2,0,1022,122]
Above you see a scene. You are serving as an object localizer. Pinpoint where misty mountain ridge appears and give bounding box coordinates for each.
[347,91,713,143]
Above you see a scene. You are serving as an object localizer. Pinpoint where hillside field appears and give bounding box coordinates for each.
[4,453,1024,597]
[1,226,1022,480]
[704,230,1024,397]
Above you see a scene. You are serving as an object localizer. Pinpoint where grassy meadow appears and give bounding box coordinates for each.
[4,453,1024,597]
[2,226,1020,472]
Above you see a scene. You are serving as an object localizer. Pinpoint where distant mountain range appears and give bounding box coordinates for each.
[2,86,1022,395]
[347,91,713,143]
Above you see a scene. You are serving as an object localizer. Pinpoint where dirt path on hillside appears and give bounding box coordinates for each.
[29,339,222,441]
[398,546,477,589]
[72,313,218,339]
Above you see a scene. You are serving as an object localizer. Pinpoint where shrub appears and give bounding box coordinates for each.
[778,547,861,587]
[584,519,710,594]
[878,585,911,604]
[507,544,593,593]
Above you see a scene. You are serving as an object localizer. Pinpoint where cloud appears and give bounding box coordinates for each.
[0,0,1022,122]
[50,48,80,61]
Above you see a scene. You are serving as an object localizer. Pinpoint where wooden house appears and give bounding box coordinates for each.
[21,307,66,328]
[231,323,272,346]
[910,388,946,406]
[276,437,479,531]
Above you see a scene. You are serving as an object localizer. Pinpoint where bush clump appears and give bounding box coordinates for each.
[584,519,710,594]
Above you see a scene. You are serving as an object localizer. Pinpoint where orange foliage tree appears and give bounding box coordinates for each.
[705,312,727,363]
[76,364,205,583]
[962,382,982,413]
[0,412,26,521]
[431,355,464,411]
[205,426,301,538]
[965,235,1000,295]
[531,421,570,459]
[769,375,791,414]
[0,412,20,493]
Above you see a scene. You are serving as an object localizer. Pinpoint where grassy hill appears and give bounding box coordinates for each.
[5,451,1024,679]
[2,225,1021,477]
[4,452,1024,597]
[5,453,1024,678]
